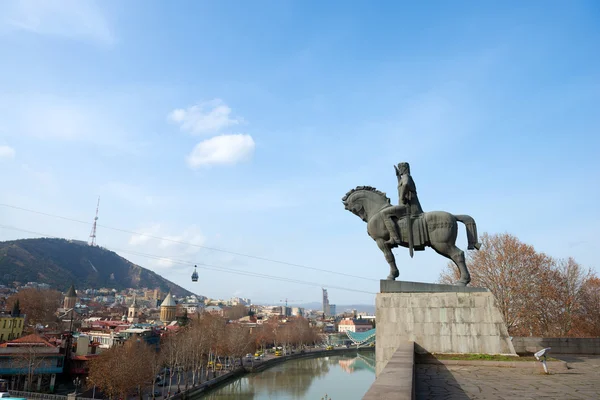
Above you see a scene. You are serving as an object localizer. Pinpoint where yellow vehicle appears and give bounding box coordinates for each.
[326,345,333,350]
[207,361,223,370]
[275,350,282,356]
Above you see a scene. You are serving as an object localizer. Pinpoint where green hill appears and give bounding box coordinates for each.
[0,238,193,296]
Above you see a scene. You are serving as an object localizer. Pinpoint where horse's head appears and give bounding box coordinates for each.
[342,186,391,222]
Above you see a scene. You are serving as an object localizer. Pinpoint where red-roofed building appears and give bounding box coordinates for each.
[0,334,64,392]
[337,318,373,333]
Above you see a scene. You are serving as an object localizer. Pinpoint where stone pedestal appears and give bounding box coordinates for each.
[376,280,516,376]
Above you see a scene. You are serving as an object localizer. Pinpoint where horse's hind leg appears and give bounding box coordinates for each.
[430,242,471,286]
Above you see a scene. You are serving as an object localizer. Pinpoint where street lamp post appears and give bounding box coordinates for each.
[85,377,96,399]
[73,377,81,394]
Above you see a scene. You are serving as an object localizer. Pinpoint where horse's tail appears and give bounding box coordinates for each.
[454,214,481,250]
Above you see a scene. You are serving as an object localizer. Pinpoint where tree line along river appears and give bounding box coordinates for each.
[197,352,376,399]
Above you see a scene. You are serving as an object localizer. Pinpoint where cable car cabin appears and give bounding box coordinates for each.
[191,265,199,282]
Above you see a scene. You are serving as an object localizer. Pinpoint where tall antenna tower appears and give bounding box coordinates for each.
[88,197,100,246]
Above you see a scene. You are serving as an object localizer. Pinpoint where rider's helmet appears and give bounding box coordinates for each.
[397,162,410,175]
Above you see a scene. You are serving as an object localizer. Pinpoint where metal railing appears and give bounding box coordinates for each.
[9,390,95,400]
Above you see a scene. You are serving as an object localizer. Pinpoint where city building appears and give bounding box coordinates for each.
[337,318,373,333]
[0,334,65,392]
[291,307,305,317]
[182,303,203,315]
[230,297,251,306]
[205,306,224,316]
[0,311,24,343]
[329,304,337,317]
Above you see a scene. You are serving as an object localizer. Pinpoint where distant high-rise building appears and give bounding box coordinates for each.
[329,304,336,317]
[322,288,330,317]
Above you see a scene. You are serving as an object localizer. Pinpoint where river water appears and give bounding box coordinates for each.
[200,352,375,399]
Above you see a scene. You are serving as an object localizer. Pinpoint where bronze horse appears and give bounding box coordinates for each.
[342,186,481,285]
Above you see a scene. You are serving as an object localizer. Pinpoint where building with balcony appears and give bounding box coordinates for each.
[0,334,64,392]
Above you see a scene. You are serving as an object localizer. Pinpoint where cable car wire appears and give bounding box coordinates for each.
[0,224,377,295]
[0,203,377,282]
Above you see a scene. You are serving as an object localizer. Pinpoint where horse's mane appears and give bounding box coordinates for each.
[342,186,391,206]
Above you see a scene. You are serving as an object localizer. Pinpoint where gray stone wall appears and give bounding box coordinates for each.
[512,337,600,355]
[376,290,516,375]
[363,341,414,400]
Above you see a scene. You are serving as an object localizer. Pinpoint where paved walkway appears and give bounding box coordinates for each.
[415,355,600,399]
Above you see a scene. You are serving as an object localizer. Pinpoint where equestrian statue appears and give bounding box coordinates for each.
[342,162,481,286]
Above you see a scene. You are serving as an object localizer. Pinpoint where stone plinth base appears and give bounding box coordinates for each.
[376,280,516,376]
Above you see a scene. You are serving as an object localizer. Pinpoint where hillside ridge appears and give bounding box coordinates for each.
[0,238,193,296]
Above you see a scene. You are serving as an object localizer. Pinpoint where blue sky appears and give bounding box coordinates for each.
[0,1,599,306]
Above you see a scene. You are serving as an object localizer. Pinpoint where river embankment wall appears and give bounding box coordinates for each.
[170,347,375,399]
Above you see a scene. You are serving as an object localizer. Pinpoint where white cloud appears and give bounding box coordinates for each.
[168,99,241,135]
[127,224,206,269]
[158,227,206,255]
[0,0,114,45]
[0,145,15,160]
[186,134,255,168]
[128,223,161,246]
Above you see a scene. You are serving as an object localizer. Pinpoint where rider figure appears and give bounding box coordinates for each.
[382,162,423,245]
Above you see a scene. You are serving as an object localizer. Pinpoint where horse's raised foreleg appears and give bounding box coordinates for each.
[430,242,471,286]
[376,239,399,280]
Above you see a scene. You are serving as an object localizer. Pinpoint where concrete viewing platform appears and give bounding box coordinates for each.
[364,343,600,399]
[381,279,489,293]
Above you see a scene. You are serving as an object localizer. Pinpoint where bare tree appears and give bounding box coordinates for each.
[226,324,254,367]
[255,320,276,354]
[7,289,62,330]
[224,305,248,320]
[146,346,164,400]
[439,232,600,337]
[577,276,600,336]
[439,232,554,335]
[161,334,182,395]
[88,339,153,399]
[187,318,210,385]
[553,258,591,335]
